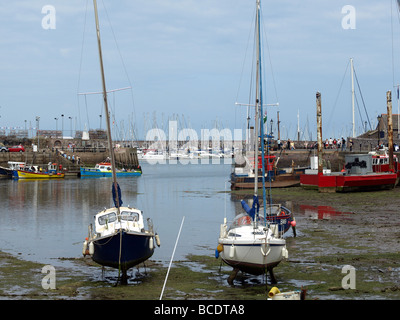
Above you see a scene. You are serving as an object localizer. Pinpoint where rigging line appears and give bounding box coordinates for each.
[100,0,137,131]
[327,60,350,130]
[391,0,400,102]
[116,227,123,285]
[100,0,134,88]
[256,1,269,221]
[76,0,90,132]
[260,5,279,104]
[397,0,400,25]
[78,87,132,95]
[84,95,91,130]
[111,91,117,139]
[392,0,396,88]
[98,95,103,129]
[236,2,257,104]
[235,6,256,104]
[249,22,257,107]
[393,0,400,92]
[354,92,364,130]
[353,67,372,131]
[235,4,257,133]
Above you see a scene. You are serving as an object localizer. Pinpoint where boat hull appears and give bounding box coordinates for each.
[16,170,65,179]
[266,214,293,234]
[0,166,13,179]
[218,239,287,275]
[300,172,397,192]
[230,171,304,189]
[91,230,154,271]
[80,167,141,178]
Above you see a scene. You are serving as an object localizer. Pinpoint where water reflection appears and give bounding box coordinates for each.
[0,163,234,268]
[298,205,353,220]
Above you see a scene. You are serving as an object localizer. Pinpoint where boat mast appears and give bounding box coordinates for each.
[316,92,323,175]
[253,0,260,200]
[351,58,355,137]
[93,0,120,209]
[256,0,268,221]
[387,90,394,172]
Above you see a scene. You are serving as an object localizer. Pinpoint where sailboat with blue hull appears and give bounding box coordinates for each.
[88,204,157,271]
[82,0,159,284]
[216,0,288,284]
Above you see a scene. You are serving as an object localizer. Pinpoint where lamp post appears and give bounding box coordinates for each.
[54,117,58,138]
[69,116,72,137]
[270,119,273,137]
[61,114,64,139]
[36,116,40,151]
[270,119,273,150]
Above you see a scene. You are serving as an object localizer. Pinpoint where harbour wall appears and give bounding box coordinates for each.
[3,149,394,173]
[250,149,400,172]
[0,147,140,173]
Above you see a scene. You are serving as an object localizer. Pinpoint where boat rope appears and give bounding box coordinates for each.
[160,216,185,300]
[260,242,271,257]
[327,60,349,134]
[117,226,123,285]
[94,234,116,246]
[259,4,279,105]
[100,0,137,141]
[76,0,89,133]
[353,67,372,131]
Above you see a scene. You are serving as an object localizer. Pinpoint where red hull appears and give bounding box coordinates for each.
[300,172,397,192]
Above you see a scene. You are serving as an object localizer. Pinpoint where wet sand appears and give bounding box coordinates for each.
[1,186,400,300]
[268,186,400,299]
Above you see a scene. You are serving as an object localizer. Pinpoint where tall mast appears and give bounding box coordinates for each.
[93,0,120,209]
[253,0,260,198]
[257,0,268,221]
[297,109,300,141]
[387,91,394,172]
[351,58,355,137]
[316,92,323,175]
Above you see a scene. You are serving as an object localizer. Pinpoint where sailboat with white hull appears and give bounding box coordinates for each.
[82,0,159,284]
[216,0,288,284]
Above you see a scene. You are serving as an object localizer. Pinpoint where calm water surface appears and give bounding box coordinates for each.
[0,162,234,269]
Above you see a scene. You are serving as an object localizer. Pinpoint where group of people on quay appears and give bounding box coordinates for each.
[323,137,351,151]
[273,137,399,153]
[274,137,353,151]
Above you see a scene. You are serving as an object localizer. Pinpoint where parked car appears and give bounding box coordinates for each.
[8,145,25,152]
[0,143,8,152]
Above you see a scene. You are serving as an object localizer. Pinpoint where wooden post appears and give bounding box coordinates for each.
[316,92,323,175]
[387,91,394,172]
[277,111,280,141]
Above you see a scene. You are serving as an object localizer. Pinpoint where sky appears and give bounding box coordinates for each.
[1,0,400,141]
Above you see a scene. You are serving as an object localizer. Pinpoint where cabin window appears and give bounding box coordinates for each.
[98,212,117,225]
[120,211,139,222]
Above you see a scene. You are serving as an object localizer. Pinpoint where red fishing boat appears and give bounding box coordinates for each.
[370,149,400,173]
[300,154,398,192]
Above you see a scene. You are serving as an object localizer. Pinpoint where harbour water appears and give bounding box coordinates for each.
[2,160,400,299]
[0,161,235,269]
